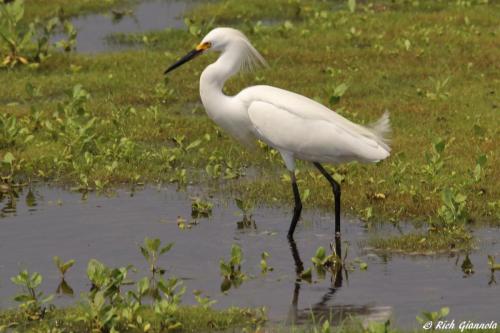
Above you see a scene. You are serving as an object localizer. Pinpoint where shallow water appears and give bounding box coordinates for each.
[0,186,499,329]
[53,0,199,53]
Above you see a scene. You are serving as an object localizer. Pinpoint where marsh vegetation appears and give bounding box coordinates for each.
[0,0,499,331]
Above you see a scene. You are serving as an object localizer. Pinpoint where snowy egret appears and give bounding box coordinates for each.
[165,27,391,240]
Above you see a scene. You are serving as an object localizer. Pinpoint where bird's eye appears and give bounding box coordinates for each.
[196,42,212,51]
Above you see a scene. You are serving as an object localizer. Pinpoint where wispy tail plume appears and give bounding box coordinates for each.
[369,111,391,151]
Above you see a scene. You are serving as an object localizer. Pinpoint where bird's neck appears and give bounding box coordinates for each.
[199,47,241,111]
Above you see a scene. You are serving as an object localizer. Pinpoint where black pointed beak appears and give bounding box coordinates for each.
[164,48,203,74]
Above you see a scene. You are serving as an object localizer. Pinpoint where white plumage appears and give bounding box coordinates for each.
[165,27,391,239]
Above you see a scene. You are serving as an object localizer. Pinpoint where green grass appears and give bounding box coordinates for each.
[0,305,266,332]
[0,0,499,254]
[23,0,132,21]
[366,229,475,254]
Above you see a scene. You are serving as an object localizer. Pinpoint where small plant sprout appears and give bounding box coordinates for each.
[219,244,247,292]
[354,258,368,271]
[11,270,53,320]
[417,307,450,329]
[327,82,349,105]
[422,138,446,178]
[53,256,75,296]
[176,216,198,230]
[472,154,487,183]
[460,254,474,276]
[437,188,468,225]
[426,77,451,101]
[313,319,332,333]
[260,252,273,274]
[488,255,500,271]
[311,244,344,278]
[366,319,393,333]
[140,237,173,279]
[191,197,213,218]
[193,290,217,309]
[235,198,256,230]
[299,267,313,283]
[53,256,75,278]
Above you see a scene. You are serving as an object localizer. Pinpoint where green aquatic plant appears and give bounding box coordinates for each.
[78,290,117,332]
[53,256,75,278]
[191,197,213,218]
[310,243,357,280]
[220,244,247,292]
[1,152,25,184]
[140,237,173,281]
[460,254,474,276]
[0,113,29,149]
[312,319,332,333]
[299,267,313,283]
[416,307,450,330]
[437,188,468,225]
[55,20,77,52]
[235,198,256,229]
[365,320,394,333]
[0,0,33,66]
[0,235,262,332]
[193,290,217,310]
[10,270,53,321]
[488,255,500,271]
[0,0,76,67]
[153,276,185,331]
[87,260,132,301]
[260,252,273,274]
[53,256,75,296]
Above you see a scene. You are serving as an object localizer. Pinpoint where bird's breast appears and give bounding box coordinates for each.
[200,94,255,146]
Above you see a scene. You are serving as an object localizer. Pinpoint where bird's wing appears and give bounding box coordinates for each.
[241,86,390,163]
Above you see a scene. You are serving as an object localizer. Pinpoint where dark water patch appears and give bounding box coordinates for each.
[0,186,499,329]
[52,0,199,53]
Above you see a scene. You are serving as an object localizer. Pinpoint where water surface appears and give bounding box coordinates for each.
[0,186,498,329]
[53,0,198,53]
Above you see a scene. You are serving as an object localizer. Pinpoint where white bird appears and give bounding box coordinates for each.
[165,27,391,241]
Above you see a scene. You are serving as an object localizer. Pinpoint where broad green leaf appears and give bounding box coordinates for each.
[160,242,174,255]
[186,139,202,151]
[13,294,33,302]
[348,0,356,13]
[440,307,450,317]
[3,152,14,164]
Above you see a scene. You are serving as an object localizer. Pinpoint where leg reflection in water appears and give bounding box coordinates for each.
[287,237,390,325]
[287,237,343,325]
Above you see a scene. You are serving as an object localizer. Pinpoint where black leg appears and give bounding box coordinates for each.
[313,162,341,238]
[288,238,304,274]
[287,239,303,325]
[287,172,302,240]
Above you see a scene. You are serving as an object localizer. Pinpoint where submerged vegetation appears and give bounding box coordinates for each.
[1,238,498,332]
[0,238,266,332]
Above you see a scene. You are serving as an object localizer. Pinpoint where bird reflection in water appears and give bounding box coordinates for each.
[287,238,389,326]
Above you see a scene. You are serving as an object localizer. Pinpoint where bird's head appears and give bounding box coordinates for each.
[164,27,266,74]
